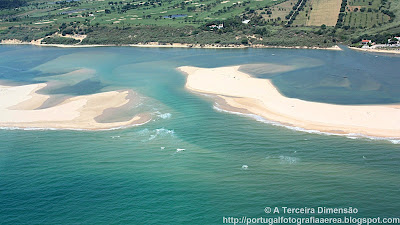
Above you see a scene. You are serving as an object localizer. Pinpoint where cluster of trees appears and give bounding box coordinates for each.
[59,22,93,36]
[203,16,268,36]
[104,0,163,14]
[353,7,378,12]
[41,36,80,45]
[0,0,26,9]
[108,1,123,5]
[286,0,308,25]
[55,0,80,7]
[0,26,57,42]
[381,9,395,22]
[336,0,347,27]
[340,0,347,13]
[352,32,400,44]
[254,27,269,36]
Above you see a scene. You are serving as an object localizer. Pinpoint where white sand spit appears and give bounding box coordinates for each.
[178,66,400,138]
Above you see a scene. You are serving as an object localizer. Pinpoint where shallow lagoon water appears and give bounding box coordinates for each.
[0,45,399,224]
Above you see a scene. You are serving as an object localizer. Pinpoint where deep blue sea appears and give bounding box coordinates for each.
[0,45,399,224]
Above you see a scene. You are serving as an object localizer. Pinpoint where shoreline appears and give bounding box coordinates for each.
[178,65,400,139]
[348,46,400,55]
[0,39,342,50]
[0,82,151,130]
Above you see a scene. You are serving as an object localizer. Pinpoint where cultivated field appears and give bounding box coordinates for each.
[343,12,390,28]
[342,0,392,28]
[258,0,298,23]
[292,0,313,26]
[306,0,342,26]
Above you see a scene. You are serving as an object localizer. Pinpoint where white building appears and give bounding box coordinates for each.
[208,24,224,29]
[388,37,400,44]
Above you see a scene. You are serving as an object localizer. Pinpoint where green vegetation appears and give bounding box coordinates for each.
[0,0,27,10]
[41,36,80,44]
[338,0,394,29]
[79,19,338,47]
[0,0,399,47]
[0,26,56,41]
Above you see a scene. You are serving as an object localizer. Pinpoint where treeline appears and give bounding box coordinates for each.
[335,0,347,27]
[0,22,336,48]
[286,0,308,25]
[0,0,27,9]
[381,9,395,22]
[80,25,242,45]
[41,37,80,45]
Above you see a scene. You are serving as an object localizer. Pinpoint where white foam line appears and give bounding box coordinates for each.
[0,118,151,132]
[213,104,400,144]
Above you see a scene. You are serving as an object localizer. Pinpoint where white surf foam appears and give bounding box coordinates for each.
[279,155,299,164]
[139,128,175,142]
[265,155,300,165]
[157,113,172,119]
[213,105,400,145]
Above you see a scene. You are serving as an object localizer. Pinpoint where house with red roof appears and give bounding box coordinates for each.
[361,39,371,45]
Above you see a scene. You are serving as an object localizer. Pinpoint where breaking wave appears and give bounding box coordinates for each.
[136,128,175,142]
[213,104,400,145]
[157,113,172,119]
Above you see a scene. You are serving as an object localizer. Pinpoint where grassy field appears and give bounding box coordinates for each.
[291,0,313,26]
[306,0,342,26]
[0,0,285,28]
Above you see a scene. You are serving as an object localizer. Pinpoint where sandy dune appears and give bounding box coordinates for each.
[0,83,150,130]
[178,66,400,138]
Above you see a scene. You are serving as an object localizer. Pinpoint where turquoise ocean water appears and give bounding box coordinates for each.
[0,45,399,224]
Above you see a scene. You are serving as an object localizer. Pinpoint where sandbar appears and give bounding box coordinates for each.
[0,83,150,130]
[178,65,400,139]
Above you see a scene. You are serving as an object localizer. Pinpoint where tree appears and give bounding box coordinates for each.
[0,0,27,9]
[321,24,326,30]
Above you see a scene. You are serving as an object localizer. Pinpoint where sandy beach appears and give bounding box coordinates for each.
[0,83,150,130]
[178,65,400,138]
[0,39,342,50]
[349,47,400,55]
